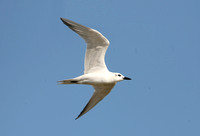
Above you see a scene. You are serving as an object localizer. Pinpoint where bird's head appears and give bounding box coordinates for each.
[112,73,131,82]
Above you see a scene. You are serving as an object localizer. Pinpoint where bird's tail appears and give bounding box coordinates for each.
[57,79,79,84]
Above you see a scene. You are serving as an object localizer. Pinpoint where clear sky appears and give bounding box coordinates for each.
[0,0,200,136]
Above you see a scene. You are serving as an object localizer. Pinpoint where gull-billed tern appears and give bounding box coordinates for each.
[58,18,131,120]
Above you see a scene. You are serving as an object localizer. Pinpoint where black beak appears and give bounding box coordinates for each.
[123,77,132,80]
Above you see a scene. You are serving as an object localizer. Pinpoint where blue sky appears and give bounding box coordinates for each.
[0,0,200,136]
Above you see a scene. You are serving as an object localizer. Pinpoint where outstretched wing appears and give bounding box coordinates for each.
[75,83,115,120]
[60,18,110,74]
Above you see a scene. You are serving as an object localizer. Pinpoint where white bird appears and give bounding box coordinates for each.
[58,18,131,120]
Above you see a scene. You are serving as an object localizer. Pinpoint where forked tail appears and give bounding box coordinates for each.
[57,79,78,84]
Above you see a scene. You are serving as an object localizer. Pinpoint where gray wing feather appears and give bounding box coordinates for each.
[75,83,115,120]
[60,18,110,74]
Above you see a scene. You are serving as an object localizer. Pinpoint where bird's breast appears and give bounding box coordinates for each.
[82,72,114,85]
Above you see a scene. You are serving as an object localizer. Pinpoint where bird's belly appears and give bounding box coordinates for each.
[80,73,113,85]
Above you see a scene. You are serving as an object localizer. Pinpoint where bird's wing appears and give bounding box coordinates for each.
[60,18,110,74]
[75,83,116,120]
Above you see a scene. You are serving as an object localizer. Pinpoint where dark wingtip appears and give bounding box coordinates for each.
[60,17,64,22]
[60,17,72,27]
[75,114,81,120]
[75,111,84,120]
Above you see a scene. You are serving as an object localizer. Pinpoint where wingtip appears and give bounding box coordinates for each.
[60,17,73,27]
[60,17,65,23]
[75,113,82,120]
[60,17,64,21]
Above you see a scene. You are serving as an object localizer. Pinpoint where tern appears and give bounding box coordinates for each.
[58,18,131,120]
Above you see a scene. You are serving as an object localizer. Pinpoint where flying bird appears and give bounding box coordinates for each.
[58,18,131,120]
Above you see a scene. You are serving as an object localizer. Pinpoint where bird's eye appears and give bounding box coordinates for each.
[118,74,121,77]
